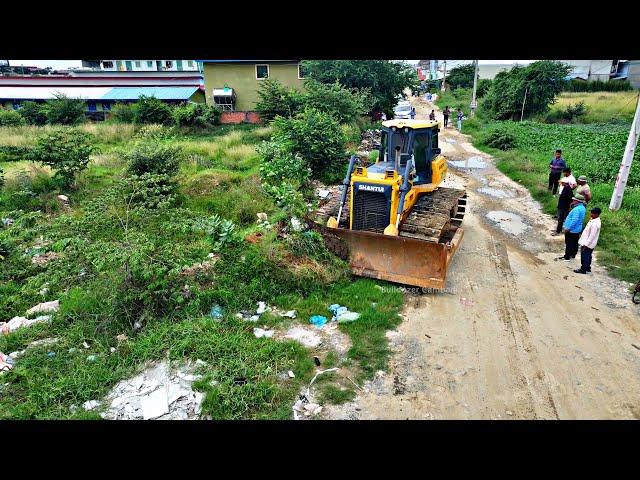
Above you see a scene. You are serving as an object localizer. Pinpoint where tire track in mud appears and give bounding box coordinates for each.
[488,233,560,419]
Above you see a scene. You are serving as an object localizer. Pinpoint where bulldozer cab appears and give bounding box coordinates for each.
[377,120,441,184]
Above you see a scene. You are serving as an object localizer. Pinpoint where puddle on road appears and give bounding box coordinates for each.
[448,156,487,169]
[478,187,514,199]
[486,210,530,236]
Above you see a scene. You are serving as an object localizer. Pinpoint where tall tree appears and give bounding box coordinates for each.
[446,63,476,90]
[302,60,418,116]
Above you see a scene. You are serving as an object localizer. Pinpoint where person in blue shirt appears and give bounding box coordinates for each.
[548,149,567,195]
[556,193,586,261]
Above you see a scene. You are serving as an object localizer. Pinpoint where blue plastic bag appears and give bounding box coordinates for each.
[309,315,328,328]
[210,305,223,319]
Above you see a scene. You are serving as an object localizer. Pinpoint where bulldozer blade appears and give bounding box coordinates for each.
[313,224,464,290]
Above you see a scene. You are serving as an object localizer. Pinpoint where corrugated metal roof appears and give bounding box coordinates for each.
[0,86,113,100]
[99,87,199,100]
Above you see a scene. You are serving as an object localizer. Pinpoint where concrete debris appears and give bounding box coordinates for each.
[281,310,297,319]
[359,129,381,154]
[284,326,323,348]
[292,367,339,420]
[1,315,52,335]
[256,301,269,315]
[249,315,260,322]
[317,189,330,199]
[57,194,69,202]
[100,360,205,420]
[26,300,59,316]
[290,217,303,232]
[253,327,275,339]
[257,212,268,222]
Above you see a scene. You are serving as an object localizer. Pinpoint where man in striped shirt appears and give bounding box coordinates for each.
[574,207,601,274]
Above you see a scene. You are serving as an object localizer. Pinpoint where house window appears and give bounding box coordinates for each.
[176,60,183,71]
[165,60,173,69]
[102,102,111,111]
[188,60,194,68]
[102,61,114,69]
[298,63,305,79]
[135,61,141,68]
[147,60,153,68]
[88,102,97,112]
[256,64,269,80]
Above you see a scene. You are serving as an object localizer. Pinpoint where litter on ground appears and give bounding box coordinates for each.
[328,304,360,323]
[0,352,15,373]
[26,300,60,316]
[0,315,52,335]
[209,305,223,319]
[253,327,275,338]
[310,315,328,328]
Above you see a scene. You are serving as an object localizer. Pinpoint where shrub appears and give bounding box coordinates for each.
[0,145,34,162]
[110,103,137,123]
[45,94,86,125]
[564,79,633,92]
[123,142,183,176]
[0,109,26,126]
[303,79,370,124]
[255,79,305,121]
[476,79,492,98]
[134,124,177,141]
[564,101,588,121]
[258,141,311,187]
[125,173,179,209]
[19,101,48,125]
[483,129,517,150]
[173,103,221,128]
[271,107,346,180]
[191,214,239,251]
[32,129,95,188]
[134,95,174,125]
[447,63,476,90]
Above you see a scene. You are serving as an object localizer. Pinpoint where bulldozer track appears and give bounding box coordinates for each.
[314,186,466,244]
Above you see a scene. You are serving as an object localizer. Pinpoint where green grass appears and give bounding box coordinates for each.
[0,121,404,419]
[548,91,639,124]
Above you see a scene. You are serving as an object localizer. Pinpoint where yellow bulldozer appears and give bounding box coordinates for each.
[314,119,467,289]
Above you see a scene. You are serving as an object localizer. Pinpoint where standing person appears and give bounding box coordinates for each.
[557,194,587,261]
[576,175,591,203]
[410,107,416,119]
[443,106,451,127]
[574,207,601,274]
[552,168,577,235]
[381,112,387,121]
[457,108,463,131]
[558,167,576,192]
[429,110,436,121]
[548,149,566,195]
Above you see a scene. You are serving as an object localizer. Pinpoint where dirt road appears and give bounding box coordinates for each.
[323,97,640,419]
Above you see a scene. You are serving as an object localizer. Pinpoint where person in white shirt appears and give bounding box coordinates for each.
[559,168,577,192]
[574,207,601,274]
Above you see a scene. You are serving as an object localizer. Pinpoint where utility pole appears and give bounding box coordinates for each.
[609,92,640,211]
[520,86,529,122]
[470,60,479,117]
[441,60,447,92]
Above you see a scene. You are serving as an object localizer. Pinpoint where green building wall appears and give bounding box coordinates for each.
[203,62,304,111]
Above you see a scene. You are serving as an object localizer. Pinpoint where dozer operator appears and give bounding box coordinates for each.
[316,119,467,289]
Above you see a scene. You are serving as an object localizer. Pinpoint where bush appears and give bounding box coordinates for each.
[134,124,177,141]
[255,79,305,121]
[303,79,370,123]
[476,79,492,98]
[45,94,86,125]
[123,142,183,176]
[0,145,33,162]
[0,109,26,126]
[134,95,174,125]
[564,79,633,92]
[32,129,95,188]
[173,103,221,128]
[447,64,476,90]
[258,141,311,187]
[110,103,137,123]
[191,214,239,251]
[483,129,517,150]
[18,101,48,125]
[564,101,588,121]
[271,107,346,180]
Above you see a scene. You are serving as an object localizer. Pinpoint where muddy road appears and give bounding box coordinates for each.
[323,97,640,420]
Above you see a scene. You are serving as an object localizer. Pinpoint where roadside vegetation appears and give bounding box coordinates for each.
[0,61,415,419]
[432,61,640,283]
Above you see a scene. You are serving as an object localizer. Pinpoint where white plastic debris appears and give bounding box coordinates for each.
[0,352,15,373]
[82,400,100,411]
[256,302,268,315]
[82,341,90,349]
[249,315,260,322]
[257,212,268,222]
[26,300,59,316]
[280,310,297,319]
[57,195,69,202]
[110,347,116,353]
[288,370,295,378]
[317,189,330,199]
[0,315,52,334]
[337,311,360,323]
[253,327,275,339]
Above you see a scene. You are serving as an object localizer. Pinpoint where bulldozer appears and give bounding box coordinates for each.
[314,119,467,289]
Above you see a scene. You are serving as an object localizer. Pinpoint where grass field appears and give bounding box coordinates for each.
[436,89,640,284]
[0,122,402,419]
[549,91,639,123]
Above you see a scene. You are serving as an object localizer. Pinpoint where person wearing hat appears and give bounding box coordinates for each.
[556,193,587,261]
[574,207,602,274]
[576,175,591,203]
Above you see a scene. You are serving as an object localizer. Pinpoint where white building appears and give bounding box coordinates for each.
[560,60,614,81]
[82,60,201,72]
